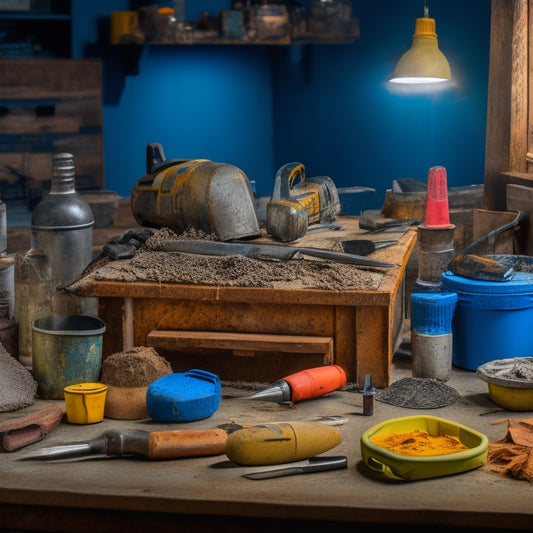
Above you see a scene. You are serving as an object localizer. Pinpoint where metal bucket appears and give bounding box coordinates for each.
[31,315,106,400]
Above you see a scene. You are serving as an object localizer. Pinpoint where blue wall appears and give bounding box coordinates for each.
[72,1,491,212]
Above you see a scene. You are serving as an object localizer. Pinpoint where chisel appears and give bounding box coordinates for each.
[18,429,228,461]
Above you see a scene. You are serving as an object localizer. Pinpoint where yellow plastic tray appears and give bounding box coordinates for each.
[360,415,488,481]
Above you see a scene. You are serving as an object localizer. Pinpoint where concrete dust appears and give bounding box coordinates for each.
[83,228,385,291]
[100,346,172,387]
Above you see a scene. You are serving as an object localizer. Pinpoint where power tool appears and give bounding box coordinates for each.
[264,162,375,242]
[131,143,261,241]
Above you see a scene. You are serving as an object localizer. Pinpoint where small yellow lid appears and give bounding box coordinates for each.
[64,382,107,395]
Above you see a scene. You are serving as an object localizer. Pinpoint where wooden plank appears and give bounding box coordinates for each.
[147,330,334,362]
[0,58,104,195]
[484,0,529,210]
[506,183,533,254]
[0,58,102,95]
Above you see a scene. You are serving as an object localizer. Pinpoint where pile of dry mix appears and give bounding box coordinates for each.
[77,227,386,291]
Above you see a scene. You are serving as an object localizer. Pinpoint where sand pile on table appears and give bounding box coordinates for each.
[77,228,385,291]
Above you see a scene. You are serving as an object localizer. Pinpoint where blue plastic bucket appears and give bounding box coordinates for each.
[441,271,533,370]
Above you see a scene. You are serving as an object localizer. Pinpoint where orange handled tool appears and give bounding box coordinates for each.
[19,429,228,461]
[249,365,347,403]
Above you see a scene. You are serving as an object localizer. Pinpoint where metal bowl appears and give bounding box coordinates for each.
[477,357,533,410]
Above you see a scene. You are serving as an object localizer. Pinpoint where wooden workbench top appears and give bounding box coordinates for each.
[71,214,417,305]
[1,362,533,532]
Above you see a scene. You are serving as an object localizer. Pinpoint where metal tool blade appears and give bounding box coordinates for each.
[162,240,396,268]
[243,455,348,480]
[19,438,107,461]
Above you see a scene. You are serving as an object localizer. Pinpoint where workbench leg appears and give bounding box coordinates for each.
[123,297,134,351]
[355,306,391,389]
[334,307,357,383]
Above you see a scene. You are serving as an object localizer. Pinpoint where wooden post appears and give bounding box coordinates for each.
[484,0,529,211]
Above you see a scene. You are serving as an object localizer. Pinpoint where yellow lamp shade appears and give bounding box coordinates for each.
[390,17,451,84]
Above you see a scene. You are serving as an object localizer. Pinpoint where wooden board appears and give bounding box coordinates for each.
[0,58,104,205]
[506,183,533,254]
[148,330,334,361]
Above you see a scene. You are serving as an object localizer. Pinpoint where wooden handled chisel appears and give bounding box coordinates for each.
[18,429,228,461]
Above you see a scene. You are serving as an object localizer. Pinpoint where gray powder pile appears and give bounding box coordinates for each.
[477,357,533,382]
[376,377,460,409]
[78,227,385,292]
[0,343,37,412]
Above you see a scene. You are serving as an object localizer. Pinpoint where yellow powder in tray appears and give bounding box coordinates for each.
[370,429,469,456]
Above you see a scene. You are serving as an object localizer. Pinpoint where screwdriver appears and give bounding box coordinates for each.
[248,365,347,403]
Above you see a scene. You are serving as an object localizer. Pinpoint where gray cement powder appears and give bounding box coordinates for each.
[0,343,37,412]
[479,357,533,382]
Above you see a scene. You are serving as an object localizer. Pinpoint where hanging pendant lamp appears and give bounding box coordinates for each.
[389,0,451,84]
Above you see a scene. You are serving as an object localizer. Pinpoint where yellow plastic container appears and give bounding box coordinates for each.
[64,382,108,424]
[485,383,533,411]
[360,415,488,481]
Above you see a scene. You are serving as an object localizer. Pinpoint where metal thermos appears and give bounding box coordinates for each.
[15,153,96,368]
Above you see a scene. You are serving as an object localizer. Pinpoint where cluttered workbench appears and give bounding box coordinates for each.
[69,211,417,389]
[2,356,533,532]
[3,197,533,532]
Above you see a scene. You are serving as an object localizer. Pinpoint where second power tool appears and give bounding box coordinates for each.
[263,162,375,242]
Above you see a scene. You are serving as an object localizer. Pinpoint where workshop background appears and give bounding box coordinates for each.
[70,0,491,210]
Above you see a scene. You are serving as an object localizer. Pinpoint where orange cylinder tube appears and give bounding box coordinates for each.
[284,365,347,402]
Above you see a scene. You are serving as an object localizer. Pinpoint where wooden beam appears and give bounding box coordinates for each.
[484,0,529,210]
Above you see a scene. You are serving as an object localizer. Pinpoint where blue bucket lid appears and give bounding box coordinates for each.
[441,270,533,295]
[146,369,221,422]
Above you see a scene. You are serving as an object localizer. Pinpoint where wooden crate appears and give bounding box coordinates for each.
[0,58,103,205]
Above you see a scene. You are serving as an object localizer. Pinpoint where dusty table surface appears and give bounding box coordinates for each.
[1,357,533,532]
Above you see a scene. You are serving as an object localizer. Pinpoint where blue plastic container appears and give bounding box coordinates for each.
[146,369,221,422]
[441,271,533,370]
[410,292,458,335]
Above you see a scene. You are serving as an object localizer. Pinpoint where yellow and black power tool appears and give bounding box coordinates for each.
[131,143,261,241]
[265,162,374,242]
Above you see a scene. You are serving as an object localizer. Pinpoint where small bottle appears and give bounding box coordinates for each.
[31,153,94,290]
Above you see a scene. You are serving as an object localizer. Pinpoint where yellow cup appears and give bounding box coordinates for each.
[64,383,108,424]
[110,11,139,44]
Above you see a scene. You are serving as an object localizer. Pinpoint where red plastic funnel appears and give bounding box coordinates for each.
[424,166,450,226]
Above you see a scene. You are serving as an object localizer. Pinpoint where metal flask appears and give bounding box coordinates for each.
[15,153,96,368]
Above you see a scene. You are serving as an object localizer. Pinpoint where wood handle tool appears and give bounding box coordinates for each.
[18,429,227,461]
